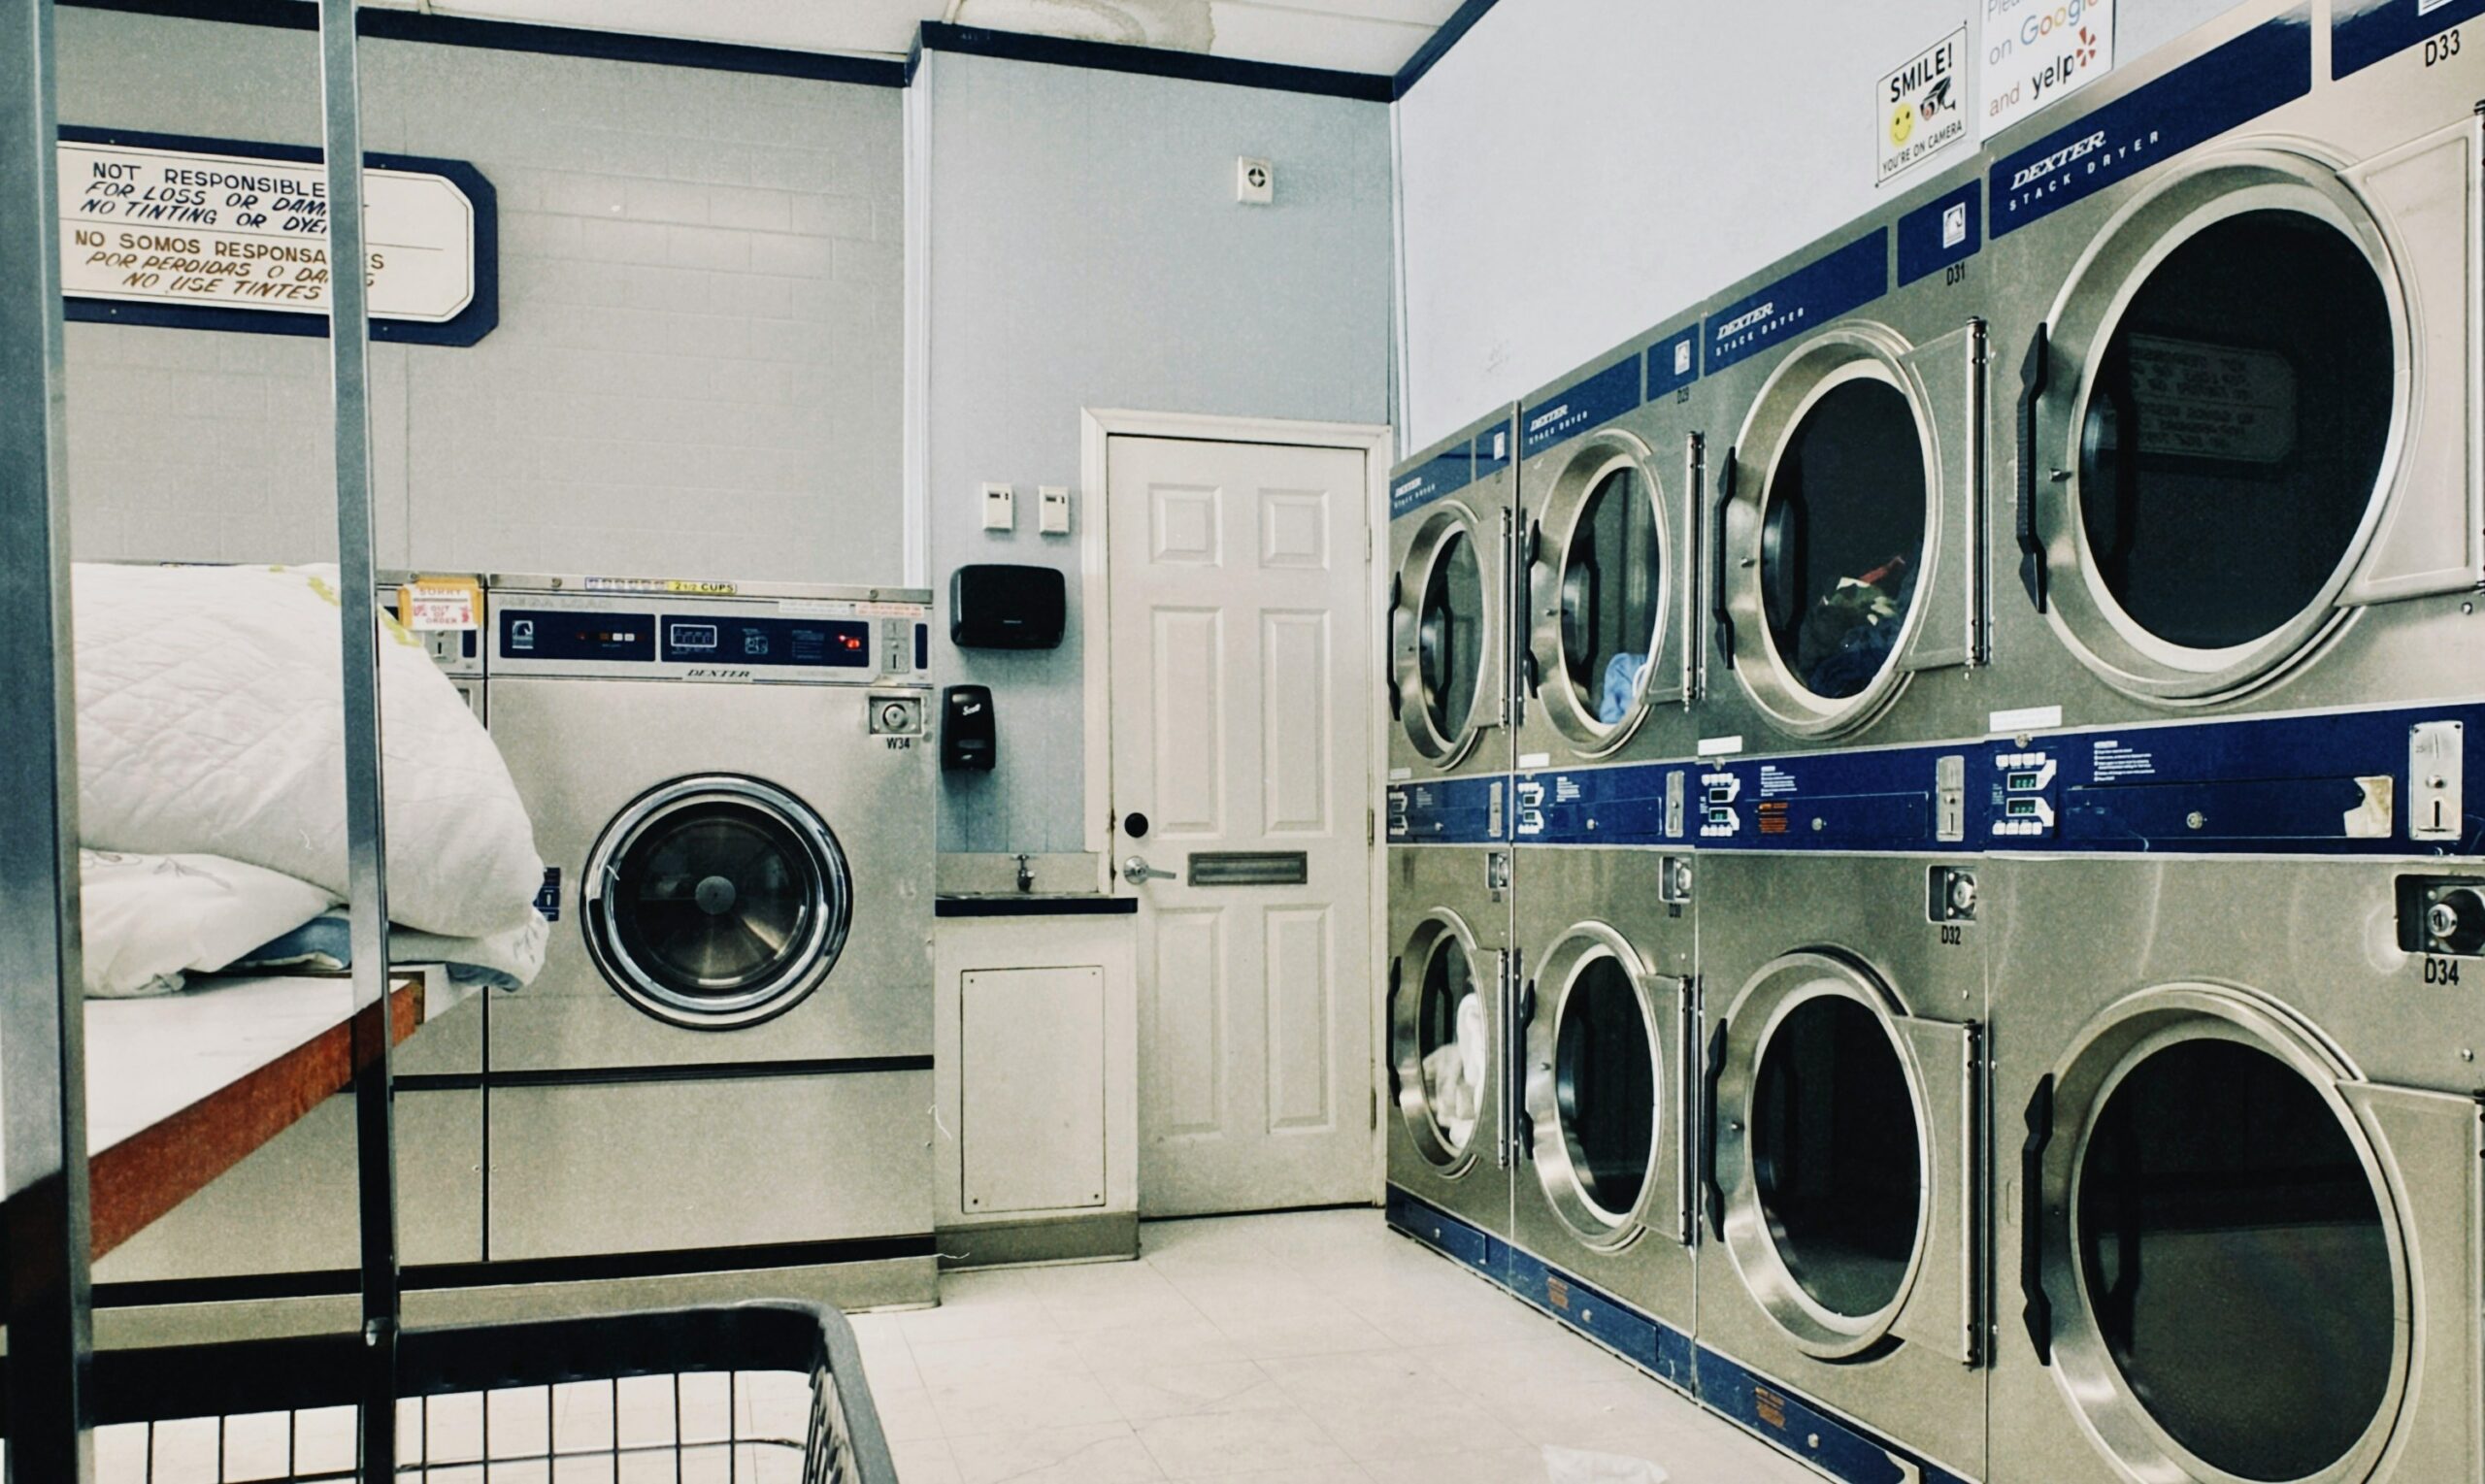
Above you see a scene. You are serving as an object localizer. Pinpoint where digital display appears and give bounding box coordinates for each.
[500,610,654,662]
[1706,785,1735,805]
[1706,808,1736,827]
[2006,771,2044,792]
[669,623,719,651]
[2007,797,2041,817]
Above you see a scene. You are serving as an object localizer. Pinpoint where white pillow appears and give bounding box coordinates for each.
[72,563,545,938]
[80,849,338,998]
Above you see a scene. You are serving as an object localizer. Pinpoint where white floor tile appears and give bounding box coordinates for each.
[1091,1359,1287,1423]
[1132,1404,1362,1480]
[943,1419,1167,1483]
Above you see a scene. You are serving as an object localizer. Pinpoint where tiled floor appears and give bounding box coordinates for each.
[861,1208,1817,1484]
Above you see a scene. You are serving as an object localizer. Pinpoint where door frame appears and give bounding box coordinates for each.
[1077,407,1396,1193]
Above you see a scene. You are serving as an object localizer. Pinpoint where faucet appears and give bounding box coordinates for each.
[1014,853,1034,894]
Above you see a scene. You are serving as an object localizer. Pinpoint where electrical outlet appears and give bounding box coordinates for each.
[1237,156,1274,205]
[1038,485,1072,536]
[981,481,1014,532]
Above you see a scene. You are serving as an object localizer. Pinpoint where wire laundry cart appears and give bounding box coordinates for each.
[33,1303,896,1483]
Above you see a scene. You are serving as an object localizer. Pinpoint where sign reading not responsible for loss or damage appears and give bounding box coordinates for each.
[1981,0,2116,139]
[55,130,493,343]
[1879,28,1970,184]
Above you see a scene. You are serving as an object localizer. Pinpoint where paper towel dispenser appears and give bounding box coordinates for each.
[950,565,1066,650]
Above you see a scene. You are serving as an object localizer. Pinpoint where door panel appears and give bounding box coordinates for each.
[1889,1014,1979,1365]
[1110,433,1376,1215]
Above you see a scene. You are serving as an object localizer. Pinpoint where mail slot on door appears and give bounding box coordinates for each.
[1188,852,1310,887]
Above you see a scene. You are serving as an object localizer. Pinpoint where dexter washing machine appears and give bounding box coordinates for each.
[484,575,935,1298]
[1986,0,2485,734]
[1503,843,1701,1392]
[1696,852,1988,1484]
[1388,409,1516,836]
[1697,154,1991,764]
[1384,842,1514,1274]
[1989,857,2484,1484]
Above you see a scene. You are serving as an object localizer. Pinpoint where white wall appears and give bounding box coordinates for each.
[55,8,904,582]
[1394,0,2253,453]
[920,49,1394,854]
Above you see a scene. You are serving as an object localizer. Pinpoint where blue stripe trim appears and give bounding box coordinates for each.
[2334,0,2485,78]
[1696,1348,1973,1484]
[58,122,499,347]
[1393,0,1502,97]
[60,0,910,85]
[918,21,1393,102]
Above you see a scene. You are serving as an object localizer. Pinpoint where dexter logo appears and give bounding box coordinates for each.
[1395,476,1422,496]
[2009,129,2107,191]
[1718,302,1775,337]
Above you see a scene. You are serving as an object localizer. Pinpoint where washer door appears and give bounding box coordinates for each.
[1713,951,1977,1361]
[583,775,853,1030]
[1521,926,1690,1249]
[1390,911,1499,1172]
[1392,504,1499,769]
[2021,136,2483,700]
[2020,985,2478,1484]
[1720,322,1984,739]
[1524,432,1682,756]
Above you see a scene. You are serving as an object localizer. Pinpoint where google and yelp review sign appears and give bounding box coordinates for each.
[1981,0,2114,140]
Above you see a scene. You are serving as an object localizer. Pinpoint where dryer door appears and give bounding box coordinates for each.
[1523,430,1688,756]
[1711,951,1978,1362]
[1389,910,1501,1175]
[1718,320,1985,741]
[582,774,853,1031]
[1520,928,1692,1250]
[1391,502,1502,770]
[2020,130,2482,700]
[2023,985,2479,1484]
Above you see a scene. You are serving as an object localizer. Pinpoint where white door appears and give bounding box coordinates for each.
[1107,434,1377,1216]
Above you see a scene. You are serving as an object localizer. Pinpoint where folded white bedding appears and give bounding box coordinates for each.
[232,909,549,991]
[73,562,545,941]
[80,849,340,999]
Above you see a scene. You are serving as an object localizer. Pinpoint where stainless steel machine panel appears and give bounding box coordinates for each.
[1989,858,2483,1483]
[1384,844,1514,1240]
[486,1071,932,1261]
[1508,846,1698,1343]
[1389,410,1518,786]
[1514,336,1703,775]
[1984,0,2485,734]
[1696,852,1988,1480]
[1690,155,1992,763]
[488,678,932,1072]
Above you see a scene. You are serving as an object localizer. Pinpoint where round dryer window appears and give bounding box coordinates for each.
[1759,376,1929,704]
[584,775,853,1029]
[1556,469,1665,733]
[2071,1036,2395,1481]
[1749,992,1923,1321]
[2076,210,2392,654]
[1420,530,1487,742]
[1526,938,1660,1242]
[1392,921,1488,1167]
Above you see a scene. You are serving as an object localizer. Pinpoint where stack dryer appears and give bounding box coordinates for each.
[1691,154,1991,766]
[1510,330,1705,848]
[1694,847,1988,1484]
[1989,857,2484,1483]
[1385,412,1520,1269]
[1976,0,2485,824]
[485,574,938,1306]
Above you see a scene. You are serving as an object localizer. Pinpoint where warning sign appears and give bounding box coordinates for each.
[1879,28,1970,185]
[2125,334,2298,464]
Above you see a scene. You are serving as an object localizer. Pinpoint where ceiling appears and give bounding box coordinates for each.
[356,0,1470,76]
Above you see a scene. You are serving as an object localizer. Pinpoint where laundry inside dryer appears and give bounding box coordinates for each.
[1559,467,1665,725]
[1761,379,1928,702]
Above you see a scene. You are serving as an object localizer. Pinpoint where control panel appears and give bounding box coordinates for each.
[490,587,931,684]
[1514,763,1689,845]
[1387,776,1508,844]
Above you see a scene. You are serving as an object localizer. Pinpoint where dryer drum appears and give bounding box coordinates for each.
[1524,436,1677,756]
[583,775,854,1030]
[1418,529,1485,742]
[1392,505,1496,768]
[1758,377,1929,704]
[1526,939,1662,1242]
[1390,914,1488,1171]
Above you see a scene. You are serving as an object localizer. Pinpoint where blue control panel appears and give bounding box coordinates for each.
[1695,745,1976,854]
[1514,763,1691,845]
[500,609,871,668]
[1388,775,1508,844]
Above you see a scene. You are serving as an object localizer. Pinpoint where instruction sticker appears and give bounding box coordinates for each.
[1879,28,1970,184]
[2125,334,2298,464]
[1982,0,2116,139]
[397,577,480,631]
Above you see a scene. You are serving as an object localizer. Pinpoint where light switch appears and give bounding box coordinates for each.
[1038,485,1072,536]
[981,481,1014,532]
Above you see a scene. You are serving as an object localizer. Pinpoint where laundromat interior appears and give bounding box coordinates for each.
[9,0,2485,1480]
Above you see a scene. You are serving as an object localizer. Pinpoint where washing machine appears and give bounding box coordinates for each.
[1384,843,1514,1275]
[1695,851,1988,1484]
[1695,154,1991,765]
[1989,857,2483,1483]
[1508,329,1708,851]
[483,575,935,1289]
[1983,0,2485,738]
[1502,844,1700,1392]
[1387,409,1516,845]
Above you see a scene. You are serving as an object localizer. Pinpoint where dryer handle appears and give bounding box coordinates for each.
[1699,1019,1728,1242]
[2021,1072,2056,1366]
[1501,956,1528,1170]
[1383,956,1403,1105]
[1385,573,1405,719]
[1521,520,1543,699]
[1709,448,1737,671]
[2015,322,2051,613]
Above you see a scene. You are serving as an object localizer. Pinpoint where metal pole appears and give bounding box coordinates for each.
[314,1,400,1474]
[0,0,95,1477]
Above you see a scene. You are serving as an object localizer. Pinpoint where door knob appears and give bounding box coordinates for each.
[1121,855,1176,885]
